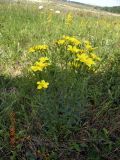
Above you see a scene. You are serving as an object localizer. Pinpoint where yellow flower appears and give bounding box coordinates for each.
[85,44,97,52]
[31,66,41,72]
[65,13,73,25]
[29,45,48,53]
[56,39,65,45]
[31,57,50,72]
[76,53,89,62]
[85,58,95,67]
[37,80,49,90]
[67,45,80,53]
[39,57,49,62]
[63,36,81,46]
[90,53,101,61]
[63,35,70,40]
[76,53,95,67]
[69,37,81,46]
[85,44,93,51]
[29,47,35,53]
[47,12,52,23]
[84,40,96,51]
[35,45,48,51]
[31,62,49,72]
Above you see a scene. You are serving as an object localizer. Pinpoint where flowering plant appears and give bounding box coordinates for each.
[29,36,100,90]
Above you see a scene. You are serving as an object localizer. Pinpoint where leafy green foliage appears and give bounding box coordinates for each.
[101,6,120,14]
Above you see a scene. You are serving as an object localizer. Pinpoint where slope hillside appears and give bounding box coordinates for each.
[1,0,120,16]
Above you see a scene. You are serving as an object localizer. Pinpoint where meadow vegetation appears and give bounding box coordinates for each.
[0,1,120,160]
[101,6,120,14]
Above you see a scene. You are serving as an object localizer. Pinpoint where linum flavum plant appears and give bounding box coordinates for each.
[30,57,50,90]
[65,13,73,26]
[1,3,120,159]
[29,36,101,90]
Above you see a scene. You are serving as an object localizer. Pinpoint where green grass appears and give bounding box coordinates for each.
[0,2,120,160]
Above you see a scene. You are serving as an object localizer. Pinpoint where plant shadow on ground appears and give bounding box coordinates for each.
[0,60,120,160]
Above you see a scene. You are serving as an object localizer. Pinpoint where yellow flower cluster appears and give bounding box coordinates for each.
[76,53,95,67]
[65,13,73,25]
[84,41,97,52]
[31,57,50,72]
[29,45,48,53]
[29,36,101,91]
[90,53,101,61]
[63,36,81,46]
[30,57,50,90]
[47,12,52,23]
[37,80,49,90]
[56,39,65,45]
[67,45,80,53]
[56,36,100,68]
[56,36,81,46]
